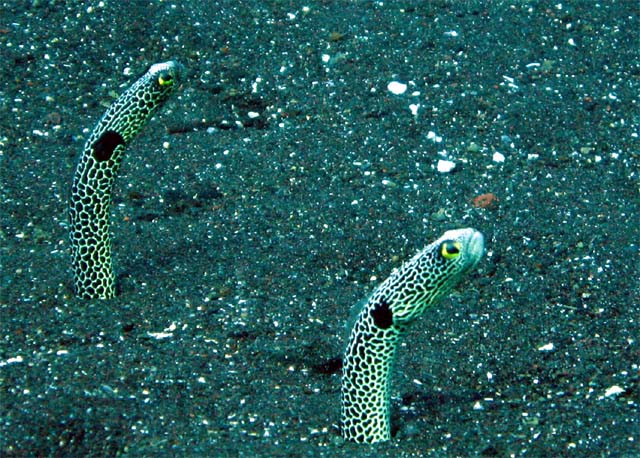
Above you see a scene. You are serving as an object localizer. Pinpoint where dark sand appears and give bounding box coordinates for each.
[1,1,638,456]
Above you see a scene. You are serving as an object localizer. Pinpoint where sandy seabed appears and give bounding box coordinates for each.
[1,1,638,456]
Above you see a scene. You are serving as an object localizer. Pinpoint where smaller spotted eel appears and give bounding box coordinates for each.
[341,228,484,443]
[69,61,182,299]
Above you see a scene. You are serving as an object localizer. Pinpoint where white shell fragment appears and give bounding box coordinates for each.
[437,159,456,173]
[603,385,625,398]
[0,355,24,367]
[147,332,173,340]
[427,131,443,143]
[387,81,407,95]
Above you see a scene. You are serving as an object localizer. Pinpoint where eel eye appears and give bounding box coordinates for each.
[441,241,461,260]
[158,72,174,87]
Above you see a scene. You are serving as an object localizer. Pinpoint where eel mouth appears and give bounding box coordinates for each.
[444,227,485,272]
[442,227,485,264]
[468,229,485,263]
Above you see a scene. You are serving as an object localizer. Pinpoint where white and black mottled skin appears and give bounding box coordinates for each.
[69,61,182,299]
[341,228,485,443]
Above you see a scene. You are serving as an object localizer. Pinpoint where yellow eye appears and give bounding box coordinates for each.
[158,72,174,87]
[441,241,461,260]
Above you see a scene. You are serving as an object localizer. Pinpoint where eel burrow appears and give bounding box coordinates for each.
[69,60,182,299]
[341,228,485,443]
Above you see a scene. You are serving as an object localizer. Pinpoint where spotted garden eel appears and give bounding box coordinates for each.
[341,228,484,443]
[69,61,182,299]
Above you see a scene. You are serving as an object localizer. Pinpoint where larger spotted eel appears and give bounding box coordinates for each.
[69,61,182,299]
[341,228,484,443]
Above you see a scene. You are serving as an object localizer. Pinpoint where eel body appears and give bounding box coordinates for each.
[341,228,485,443]
[69,61,182,299]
